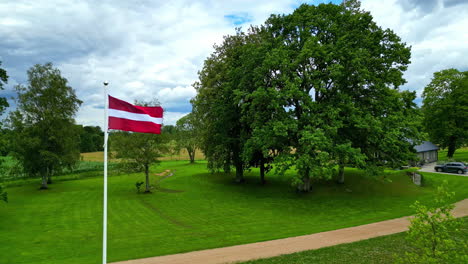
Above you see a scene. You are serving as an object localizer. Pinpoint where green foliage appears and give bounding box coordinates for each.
[0,156,25,182]
[396,181,468,263]
[111,131,168,170]
[0,60,9,117]
[0,61,10,159]
[135,181,144,193]
[110,130,168,193]
[0,129,13,156]
[175,113,200,163]
[193,1,417,190]
[0,184,7,202]
[192,31,248,182]
[77,125,104,153]
[422,69,468,158]
[7,63,82,189]
[161,125,176,135]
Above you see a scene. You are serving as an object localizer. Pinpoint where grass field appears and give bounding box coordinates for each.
[1,158,467,264]
[438,147,468,162]
[241,217,468,264]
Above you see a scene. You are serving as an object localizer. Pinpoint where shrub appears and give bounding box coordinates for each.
[395,181,468,263]
[135,181,144,193]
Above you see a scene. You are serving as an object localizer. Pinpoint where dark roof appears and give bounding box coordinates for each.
[414,141,439,152]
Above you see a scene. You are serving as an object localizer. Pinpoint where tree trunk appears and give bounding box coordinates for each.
[297,168,311,192]
[235,162,244,183]
[447,136,457,158]
[144,164,151,193]
[46,167,52,184]
[40,174,48,189]
[224,158,231,174]
[300,176,311,192]
[188,148,195,163]
[337,163,345,184]
[260,159,265,185]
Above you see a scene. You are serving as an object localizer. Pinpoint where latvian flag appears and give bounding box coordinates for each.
[108,95,163,134]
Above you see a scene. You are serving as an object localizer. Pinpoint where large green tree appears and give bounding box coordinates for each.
[0,61,9,154]
[77,125,104,153]
[0,61,8,116]
[422,69,468,158]
[8,63,82,189]
[192,32,249,183]
[193,0,418,191]
[111,131,168,193]
[175,113,199,163]
[0,61,8,201]
[244,1,415,189]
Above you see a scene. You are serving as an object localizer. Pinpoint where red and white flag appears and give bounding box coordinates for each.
[108,95,163,134]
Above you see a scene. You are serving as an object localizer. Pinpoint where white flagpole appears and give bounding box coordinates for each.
[103,81,109,264]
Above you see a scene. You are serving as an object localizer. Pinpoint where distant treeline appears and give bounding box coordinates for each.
[0,125,104,155]
[76,125,104,153]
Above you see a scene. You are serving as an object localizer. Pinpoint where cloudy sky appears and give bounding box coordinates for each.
[0,0,467,127]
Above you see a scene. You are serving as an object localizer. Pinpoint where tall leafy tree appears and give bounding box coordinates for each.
[0,61,9,154]
[0,61,8,201]
[77,125,104,153]
[235,26,289,185]
[8,63,82,189]
[258,0,415,189]
[192,32,248,183]
[422,69,468,158]
[175,113,199,163]
[0,61,8,117]
[111,132,168,193]
[193,0,417,190]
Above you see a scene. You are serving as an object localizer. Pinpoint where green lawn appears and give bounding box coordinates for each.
[241,217,468,264]
[0,160,467,264]
[438,147,468,162]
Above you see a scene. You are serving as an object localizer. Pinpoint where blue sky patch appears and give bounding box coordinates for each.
[224,13,253,26]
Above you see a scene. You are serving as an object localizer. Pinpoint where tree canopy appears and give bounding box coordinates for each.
[422,69,468,158]
[0,61,8,117]
[192,32,248,182]
[111,131,168,193]
[77,125,104,153]
[8,63,82,189]
[192,0,419,191]
[175,113,200,163]
[0,61,8,202]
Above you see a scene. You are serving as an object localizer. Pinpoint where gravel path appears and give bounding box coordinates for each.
[111,199,468,264]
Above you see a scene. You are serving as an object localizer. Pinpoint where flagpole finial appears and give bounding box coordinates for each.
[103,81,109,86]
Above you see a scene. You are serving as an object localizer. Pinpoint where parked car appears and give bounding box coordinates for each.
[434,162,467,174]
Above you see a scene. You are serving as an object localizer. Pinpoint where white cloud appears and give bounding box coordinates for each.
[361,0,468,96]
[163,112,190,126]
[1,0,302,126]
